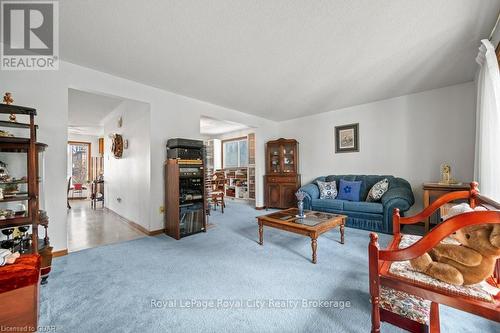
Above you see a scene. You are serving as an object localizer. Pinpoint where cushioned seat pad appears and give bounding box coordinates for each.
[389,235,497,302]
[311,199,344,211]
[343,201,383,214]
[380,286,430,324]
[0,254,40,293]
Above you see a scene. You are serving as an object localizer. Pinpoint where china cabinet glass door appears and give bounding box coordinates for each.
[269,145,280,173]
[282,143,296,173]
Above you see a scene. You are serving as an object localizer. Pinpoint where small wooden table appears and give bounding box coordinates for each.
[257,208,347,264]
[422,182,470,232]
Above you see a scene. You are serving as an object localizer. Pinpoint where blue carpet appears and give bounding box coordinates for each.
[40,202,499,332]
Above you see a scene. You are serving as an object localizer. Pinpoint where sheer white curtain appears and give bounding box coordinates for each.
[474,39,500,201]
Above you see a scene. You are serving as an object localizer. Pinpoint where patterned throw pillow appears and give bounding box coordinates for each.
[366,178,389,202]
[337,179,362,201]
[316,180,338,199]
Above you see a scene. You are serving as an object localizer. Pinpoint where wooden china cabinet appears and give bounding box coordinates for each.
[0,103,52,281]
[264,138,300,209]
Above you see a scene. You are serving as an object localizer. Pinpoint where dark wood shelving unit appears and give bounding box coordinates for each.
[165,159,207,240]
[0,102,52,282]
[0,120,38,129]
[0,195,30,203]
[0,216,31,228]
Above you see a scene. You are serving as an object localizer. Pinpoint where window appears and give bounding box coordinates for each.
[68,142,91,185]
[223,138,248,168]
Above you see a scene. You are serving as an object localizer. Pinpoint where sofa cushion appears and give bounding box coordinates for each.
[343,201,383,214]
[316,180,338,199]
[311,199,344,211]
[337,179,362,201]
[366,178,389,202]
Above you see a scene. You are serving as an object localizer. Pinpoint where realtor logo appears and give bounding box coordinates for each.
[1,0,59,70]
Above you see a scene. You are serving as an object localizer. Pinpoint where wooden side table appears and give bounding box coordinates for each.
[422,182,470,232]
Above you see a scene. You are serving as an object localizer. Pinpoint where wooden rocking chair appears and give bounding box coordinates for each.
[369,182,500,332]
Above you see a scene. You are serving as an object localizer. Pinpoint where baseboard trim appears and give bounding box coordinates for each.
[52,249,68,257]
[148,229,164,236]
[104,208,163,236]
[255,206,265,210]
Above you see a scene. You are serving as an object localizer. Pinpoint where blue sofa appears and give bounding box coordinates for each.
[299,175,414,234]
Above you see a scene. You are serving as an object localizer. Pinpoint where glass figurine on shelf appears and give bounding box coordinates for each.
[15,226,30,253]
[1,228,15,251]
[0,160,9,182]
[295,190,306,218]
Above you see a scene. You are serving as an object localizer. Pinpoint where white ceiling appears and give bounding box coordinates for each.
[60,1,500,121]
[200,116,251,136]
[68,89,124,135]
[68,89,123,126]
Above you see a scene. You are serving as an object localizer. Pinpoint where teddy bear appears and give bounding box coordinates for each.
[410,204,500,286]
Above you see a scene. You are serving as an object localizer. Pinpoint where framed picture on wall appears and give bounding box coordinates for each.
[335,123,359,153]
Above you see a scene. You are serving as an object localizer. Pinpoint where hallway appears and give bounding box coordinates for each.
[67,200,146,252]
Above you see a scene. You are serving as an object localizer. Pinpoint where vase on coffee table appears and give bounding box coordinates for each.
[295,190,306,218]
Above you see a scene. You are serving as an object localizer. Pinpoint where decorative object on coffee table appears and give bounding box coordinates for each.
[335,123,359,153]
[295,190,306,218]
[257,208,346,264]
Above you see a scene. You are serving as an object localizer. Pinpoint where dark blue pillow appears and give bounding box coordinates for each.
[337,179,362,201]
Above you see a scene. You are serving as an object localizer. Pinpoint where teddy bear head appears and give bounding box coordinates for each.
[453,224,500,257]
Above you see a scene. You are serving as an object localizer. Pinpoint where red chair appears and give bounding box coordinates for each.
[368,182,500,332]
[70,182,87,199]
[0,254,40,330]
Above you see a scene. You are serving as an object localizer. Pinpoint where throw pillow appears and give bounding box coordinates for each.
[337,179,362,201]
[316,180,338,199]
[366,178,390,202]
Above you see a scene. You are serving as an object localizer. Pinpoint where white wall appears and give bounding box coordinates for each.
[67,133,101,157]
[278,82,476,213]
[0,60,278,250]
[103,100,150,230]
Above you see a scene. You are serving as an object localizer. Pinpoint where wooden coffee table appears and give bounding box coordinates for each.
[257,208,347,264]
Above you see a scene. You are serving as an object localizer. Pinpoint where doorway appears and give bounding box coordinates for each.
[66,88,149,252]
[67,141,91,199]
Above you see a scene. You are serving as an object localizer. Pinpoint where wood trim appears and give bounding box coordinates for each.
[148,229,165,236]
[68,141,92,182]
[104,208,150,236]
[98,138,104,156]
[52,249,68,257]
[255,206,265,210]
